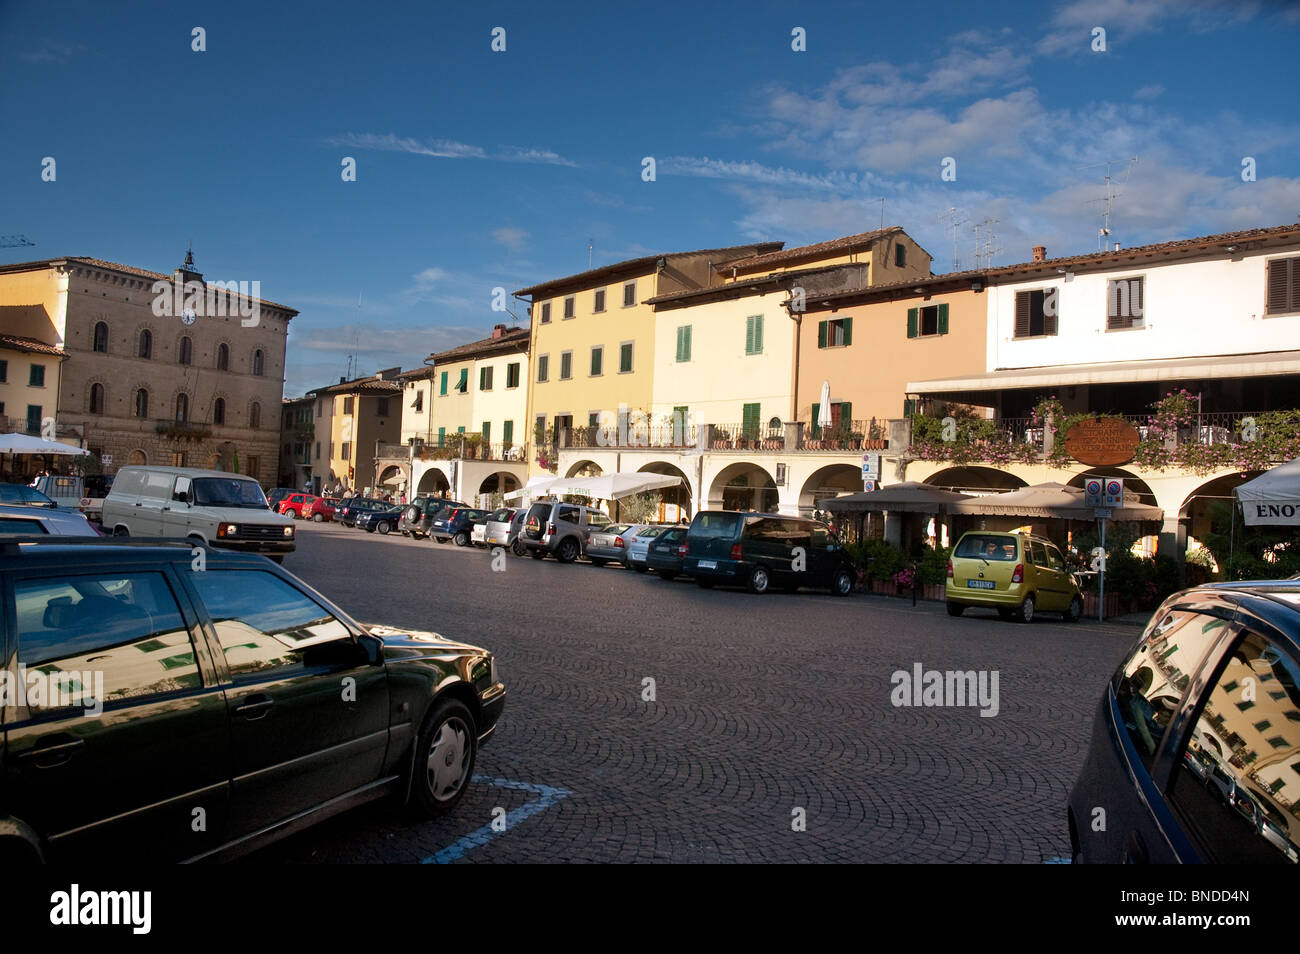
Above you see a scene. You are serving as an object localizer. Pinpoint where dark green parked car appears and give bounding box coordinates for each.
[0,538,505,862]
[683,510,855,596]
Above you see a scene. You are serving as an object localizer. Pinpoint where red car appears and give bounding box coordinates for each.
[308,496,339,522]
[278,493,331,521]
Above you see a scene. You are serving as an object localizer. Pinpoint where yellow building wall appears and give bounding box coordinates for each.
[0,349,62,432]
[429,358,476,444]
[796,288,988,426]
[471,351,529,449]
[527,269,658,472]
[0,267,67,344]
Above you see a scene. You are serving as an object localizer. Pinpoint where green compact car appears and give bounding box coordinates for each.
[945,530,1082,622]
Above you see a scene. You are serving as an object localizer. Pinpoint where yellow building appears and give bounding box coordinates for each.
[309,371,401,494]
[514,242,782,474]
[0,334,67,441]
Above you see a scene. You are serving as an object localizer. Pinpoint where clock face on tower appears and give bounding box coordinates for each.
[181,307,196,325]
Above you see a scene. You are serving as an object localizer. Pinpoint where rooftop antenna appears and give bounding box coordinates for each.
[1080,157,1138,251]
[587,238,594,270]
[346,292,362,380]
[973,219,1000,268]
[939,207,967,271]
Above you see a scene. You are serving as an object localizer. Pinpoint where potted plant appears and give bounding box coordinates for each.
[848,430,864,450]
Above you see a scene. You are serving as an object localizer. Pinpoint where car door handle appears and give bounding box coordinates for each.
[18,736,86,767]
[233,694,275,720]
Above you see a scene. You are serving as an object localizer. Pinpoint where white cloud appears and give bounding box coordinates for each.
[325,133,575,166]
[491,227,529,251]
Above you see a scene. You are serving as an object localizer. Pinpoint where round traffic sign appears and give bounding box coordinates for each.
[1085,479,1102,495]
[1107,480,1122,496]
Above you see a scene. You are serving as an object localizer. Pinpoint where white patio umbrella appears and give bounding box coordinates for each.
[504,475,561,502]
[0,433,90,455]
[538,471,682,501]
[817,381,832,430]
[1235,457,1300,526]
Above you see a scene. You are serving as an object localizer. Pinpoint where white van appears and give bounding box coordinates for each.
[29,474,83,511]
[102,466,295,561]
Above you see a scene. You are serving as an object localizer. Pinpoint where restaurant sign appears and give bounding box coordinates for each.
[1064,417,1141,467]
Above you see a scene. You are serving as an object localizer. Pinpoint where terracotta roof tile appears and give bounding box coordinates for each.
[714,227,902,272]
[0,334,66,357]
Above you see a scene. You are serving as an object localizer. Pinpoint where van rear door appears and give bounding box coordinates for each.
[688,512,741,560]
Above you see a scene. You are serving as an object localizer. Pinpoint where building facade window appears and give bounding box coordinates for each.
[676,325,692,362]
[1014,290,1056,337]
[252,349,264,376]
[217,343,229,370]
[455,369,468,393]
[563,296,575,319]
[178,336,193,365]
[593,289,606,313]
[343,396,354,414]
[619,342,633,373]
[906,304,949,338]
[502,420,514,446]
[138,329,152,359]
[135,388,149,418]
[341,442,351,461]
[559,351,573,380]
[249,402,261,429]
[413,390,423,412]
[623,281,636,307]
[89,383,105,414]
[895,244,906,268]
[506,362,520,388]
[377,397,390,416]
[537,355,549,382]
[817,317,853,348]
[93,321,109,353]
[29,364,44,387]
[590,346,603,376]
[745,315,763,354]
[1267,256,1300,315]
[1107,276,1145,329]
[540,302,551,324]
[175,393,189,422]
[440,371,448,395]
[479,366,493,391]
[213,398,226,425]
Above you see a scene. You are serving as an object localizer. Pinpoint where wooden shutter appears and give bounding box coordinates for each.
[818,320,827,348]
[752,315,763,353]
[745,317,755,354]
[1042,290,1058,336]
[742,403,760,439]
[503,420,513,445]
[907,307,918,338]
[842,316,852,346]
[840,401,852,429]
[438,427,446,446]
[1015,292,1031,337]
[936,304,949,336]
[1267,258,1294,314]
[684,326,691,361]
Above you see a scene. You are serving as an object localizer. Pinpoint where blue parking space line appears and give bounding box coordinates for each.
[422,776,573,864]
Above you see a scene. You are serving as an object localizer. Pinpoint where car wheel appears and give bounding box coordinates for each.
[530,547,545,560]
[1017,594,1036,623]
[365,525,376,533]
[946,601,965,617]
[556,538,579,563]
[590,557,608,567]
[747,566,770,594]
[313,512,324,522]
[112,525,129,537]
[410,698,477,817]
[453,531,469,547]
[1062,595,1083,622]
[378,522,391,535]
[512,538,528,557]
[832,568,854,597]
[696,578,715,589]
[632,563,647,573]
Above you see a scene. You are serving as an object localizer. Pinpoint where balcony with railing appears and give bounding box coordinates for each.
[398,440,530,463]
[563,423,698,450]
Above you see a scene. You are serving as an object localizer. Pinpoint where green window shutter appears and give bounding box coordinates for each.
[683,325,691,361]
[817,320,827,348]
[439,371,447,395]
[742,403,760,439]
[937,303,949,335]
[457,426,465,434]
[754,315,763,353]
[840,401,852,429]
[903,399,916,417]
[503,420,513,445]
[437,427,445,446]
[843,317,853,346]
[907,308,918,338]
[482,422,491,443]
[457,368,468,391]
[811,403,821,438]
[675,327,683,361]
[745,316,755,354]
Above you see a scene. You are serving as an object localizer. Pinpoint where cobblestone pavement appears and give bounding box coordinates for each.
[253,520,1139,863]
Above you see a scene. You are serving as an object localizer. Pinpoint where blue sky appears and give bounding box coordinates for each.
[3,0,1299,397]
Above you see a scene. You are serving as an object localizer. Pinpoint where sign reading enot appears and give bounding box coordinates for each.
[1065,418,1141,467]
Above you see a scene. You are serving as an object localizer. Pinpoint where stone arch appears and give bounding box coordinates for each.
[799,463,862,514]
[477,471,520,496]
[637,460,694,519]
[922,465,1027,494]
[127,449,147,466]
[1064,466,1158,507]
[709,461,779,512]
[565,459,603,478]
[417,468,451,495]
[377,464,408,492]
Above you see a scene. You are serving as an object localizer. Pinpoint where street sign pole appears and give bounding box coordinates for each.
[1098,513,1106,623]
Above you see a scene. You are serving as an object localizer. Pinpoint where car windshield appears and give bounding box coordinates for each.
[192,477,269,509]
[637,527,663,539]
[0,485,54,506]
[488,508,514,522]
[955,534,1017,561]
[691,512,739,539]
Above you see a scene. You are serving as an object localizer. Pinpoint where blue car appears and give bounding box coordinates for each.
[429,507,488,547]
[355,505,404,534]
[1068,580,1300,863]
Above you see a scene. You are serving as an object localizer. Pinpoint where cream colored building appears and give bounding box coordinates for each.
[309,371,401,493]
[0,334,67,444]
[0,253,295,483]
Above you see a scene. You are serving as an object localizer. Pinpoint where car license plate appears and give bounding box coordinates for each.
[967,579,996,589]
[698,560,717,569]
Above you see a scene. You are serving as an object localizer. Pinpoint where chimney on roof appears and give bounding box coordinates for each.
[492,323,507,339]
[1032,245,1046,263]
[339,376,346,384]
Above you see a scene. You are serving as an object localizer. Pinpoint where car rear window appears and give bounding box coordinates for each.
[587,512,611,529]
[954,534,1018,561]
[0,517,47,534]
[690,512,739,539]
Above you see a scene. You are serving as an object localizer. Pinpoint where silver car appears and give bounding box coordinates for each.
[624,524,675,573]
[585,524,634,567]
[0,503,100,536]
[484,507,527,556]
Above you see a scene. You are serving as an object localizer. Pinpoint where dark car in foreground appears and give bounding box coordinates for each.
[0,538,504,863]
[356,505,405,534]
[646,526,690,580]
[1068,580,1300,864]
[682,510,855,596]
